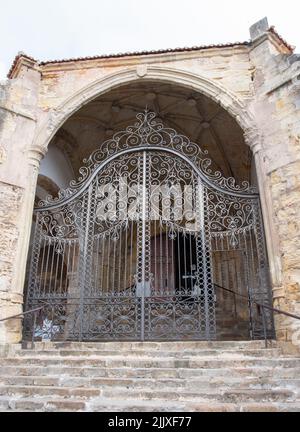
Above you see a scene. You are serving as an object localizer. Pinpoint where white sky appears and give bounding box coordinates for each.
[0,0,299,79]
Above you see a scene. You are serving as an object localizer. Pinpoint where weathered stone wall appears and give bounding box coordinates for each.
[248,32,300,342]
[0,66,41,342]
[0,182,23,342]
[37,47,253,111]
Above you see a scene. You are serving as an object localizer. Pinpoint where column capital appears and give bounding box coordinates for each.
[243,128,263,154]
[27,146,46,169]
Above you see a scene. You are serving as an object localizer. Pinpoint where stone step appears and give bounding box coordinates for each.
[0,375,299,392]
[87,401,300,413]
[0,395,226,412]
[0,385,100,399]
[0,365,299,379]
[0,385,295,403]
[98,387,298,403]
[0,396,87,412]
[0,395,299,412]
[0,382,296,404]
[15,348,282,358]
[21,340,276,351]
[1,357,299,369]
[1,340,299,412]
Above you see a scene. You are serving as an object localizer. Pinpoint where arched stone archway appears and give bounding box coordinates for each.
[31,67,257,156]
[29,67,279,284]
[8,67,280,343]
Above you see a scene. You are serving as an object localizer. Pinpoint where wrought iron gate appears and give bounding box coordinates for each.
[24,111,275,342]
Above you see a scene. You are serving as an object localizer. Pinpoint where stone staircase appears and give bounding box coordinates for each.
[0,340,299,412]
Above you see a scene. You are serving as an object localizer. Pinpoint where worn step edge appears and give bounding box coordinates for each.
[0,396,299,412]
[1,358,299,368]
[0,385,296,403]
[0,375,299,390]
[15,348,283,358]
[20,341,278,350]
[0,365,299,378]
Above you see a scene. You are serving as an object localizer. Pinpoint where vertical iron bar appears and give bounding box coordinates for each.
[106,235,111,295]
[124,225,128,293]
[243,230,254,339]
[177,231,181,294]
[78,186,93,341]
[38,239,46,297]
[95,236,100,295]
[43,239,51,296]
[48,239,55,296]
[160,220,163,294]
[261,304,268,348]
[199,184,214,340]
[100,236,105,295]
[50,304,54,341]
[111,235,117,294]
[31,311,37,349]
[140,151,147,341]
[130,220,134,295]
[233,292,237,318]
[154,220,157,295]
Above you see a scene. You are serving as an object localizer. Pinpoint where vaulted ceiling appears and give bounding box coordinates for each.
[45,81,252,190]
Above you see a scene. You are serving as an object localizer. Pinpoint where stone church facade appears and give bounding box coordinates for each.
[0,17,300,348]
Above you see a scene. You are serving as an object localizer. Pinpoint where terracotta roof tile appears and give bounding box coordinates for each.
[7,52,38,79]
[38,41,249,67]
[268,26,294,52]
[7,41,249,78]
[7,27,294,79]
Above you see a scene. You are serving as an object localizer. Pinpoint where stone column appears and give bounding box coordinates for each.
[244,119,300,345]
[247,19,300,345]
[0,182,24,343]
[244,129,282,289]
[0,149,44,344]
[0,57,42,344]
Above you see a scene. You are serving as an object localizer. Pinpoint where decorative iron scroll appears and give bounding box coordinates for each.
[24,110,275,343]
[37,110,256,208]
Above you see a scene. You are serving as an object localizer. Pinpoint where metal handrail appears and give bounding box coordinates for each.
[214,283,300,347]
[0,305,46,322]
[0,301,52,349]
[214,283,300,321]
[1,288,299,348]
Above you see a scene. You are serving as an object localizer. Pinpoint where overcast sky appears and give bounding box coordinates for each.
[1,0,299,79]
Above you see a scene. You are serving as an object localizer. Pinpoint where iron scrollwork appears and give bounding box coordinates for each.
[24,111,274,343]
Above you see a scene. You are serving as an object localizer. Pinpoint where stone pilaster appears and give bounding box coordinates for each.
[0,62,42,344]
[244,128,282,288]
[0,148,44,344]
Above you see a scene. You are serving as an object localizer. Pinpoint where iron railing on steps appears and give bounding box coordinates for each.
[1,290,300,348]
[0,301,53,349]
[213,283,300,348]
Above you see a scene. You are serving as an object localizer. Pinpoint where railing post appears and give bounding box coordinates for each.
[50,304,54,341]
[248,294,254,341]
[261,304,268,349]
[31,311,37,349]
[233,292,237,318]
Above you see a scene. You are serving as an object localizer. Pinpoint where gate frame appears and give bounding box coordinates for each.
[24,111,275,342]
